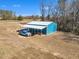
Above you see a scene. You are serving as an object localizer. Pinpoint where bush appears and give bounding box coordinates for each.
[17,16,23,21]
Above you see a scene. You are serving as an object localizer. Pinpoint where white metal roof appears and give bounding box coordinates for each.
[27,21,52,26]
[23,25,46,29]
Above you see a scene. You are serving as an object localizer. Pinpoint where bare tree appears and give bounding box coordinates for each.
[40,0,53,21]
[40,0,79,35]
[40,0,45,21]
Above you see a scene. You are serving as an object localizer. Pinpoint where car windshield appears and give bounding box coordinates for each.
[21,29,28,33]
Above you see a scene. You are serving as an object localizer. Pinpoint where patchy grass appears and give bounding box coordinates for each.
[0,42,17,59]
[12,47,63,59]
[0,21,79,59]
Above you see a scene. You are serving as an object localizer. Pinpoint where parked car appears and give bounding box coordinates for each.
[18,28,31,36]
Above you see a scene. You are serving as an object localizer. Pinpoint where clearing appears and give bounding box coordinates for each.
[0,21,79,59]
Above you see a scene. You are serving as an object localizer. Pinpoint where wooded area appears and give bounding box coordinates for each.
[40,0,79,35]
[0,10,23,20]
[0,10,16,20]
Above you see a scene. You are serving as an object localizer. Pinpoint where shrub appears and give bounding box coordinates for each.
[17,15,23,21]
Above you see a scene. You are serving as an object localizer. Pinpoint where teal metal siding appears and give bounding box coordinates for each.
[42,28,47,34]
[47,23,57,35]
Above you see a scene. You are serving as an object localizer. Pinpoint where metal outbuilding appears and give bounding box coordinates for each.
[22,21,57,35]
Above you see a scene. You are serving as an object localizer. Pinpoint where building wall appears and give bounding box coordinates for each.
[47,23,57,35]
[42,28,47,35]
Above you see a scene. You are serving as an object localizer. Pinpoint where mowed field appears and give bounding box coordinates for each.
[0,20,79,59]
